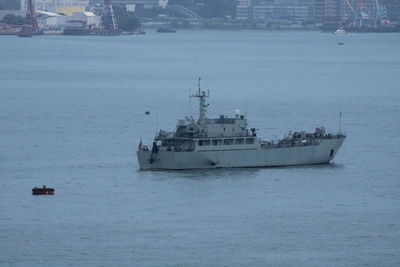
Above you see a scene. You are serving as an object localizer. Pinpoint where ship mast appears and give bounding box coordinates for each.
[191,78,209,124]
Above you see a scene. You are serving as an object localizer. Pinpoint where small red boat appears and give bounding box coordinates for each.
[32,185,54,195]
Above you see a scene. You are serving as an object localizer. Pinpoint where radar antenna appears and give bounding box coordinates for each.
[191,77,209,124]
[198,77,201,94]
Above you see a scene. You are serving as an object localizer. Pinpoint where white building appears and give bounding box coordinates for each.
[40,10,99,27]
[253,5,268,20]
[266,5,309,21]
[236,0,253,20]
[21,0,89,13]
[236,0,309,21]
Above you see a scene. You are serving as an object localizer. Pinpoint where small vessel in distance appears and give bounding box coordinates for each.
[32,185,54,195]
[137,80,346,170]
[334,28,346,35]
[18,25,43,37]
[17,29,32,37]
[157,27,176,33]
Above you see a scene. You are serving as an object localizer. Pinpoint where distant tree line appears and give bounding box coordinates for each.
[114,6,141,32]
[1,14,25,25]
[168,0,236,18]
[0,0,20,10]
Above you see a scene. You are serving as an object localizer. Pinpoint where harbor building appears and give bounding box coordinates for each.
[15,0,168,15]
[49,11,98,26]
[253,5,268,19]
[236,0,253,20]
[314,0,341,23]
[236,0,310,21]
[385,0,400,23]
[89,0,167,8]
[266,4,309,21]
[20,0,90,13]
[0,0,90,20]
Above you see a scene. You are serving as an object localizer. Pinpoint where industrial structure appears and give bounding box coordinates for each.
[234,0,399,29]
[101,0,118,31]
[18,0,41,36]
[1,0,399,32]
[317,0,400,30]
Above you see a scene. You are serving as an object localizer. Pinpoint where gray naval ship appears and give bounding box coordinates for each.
[137,81,346,170]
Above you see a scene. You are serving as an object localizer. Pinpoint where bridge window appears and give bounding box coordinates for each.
[224,139,234,145]
[199,140,210,146]
[235,138,244,145]
[212,139,222,145]
[245,138,255,144]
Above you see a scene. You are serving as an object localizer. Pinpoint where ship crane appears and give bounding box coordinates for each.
[374,0,387,27]
[101,0,118,31]
[18,0,40,37]
[344,0,362,27]
[344,0,387,28]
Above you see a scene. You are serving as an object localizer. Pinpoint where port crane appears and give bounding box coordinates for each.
[374,0,387,26]
[343,0,363,26]
[101,0,118,31]
[343,0,386,27]
[18,0,40,36]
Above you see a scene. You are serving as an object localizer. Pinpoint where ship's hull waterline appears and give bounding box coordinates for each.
[137,137,345,170]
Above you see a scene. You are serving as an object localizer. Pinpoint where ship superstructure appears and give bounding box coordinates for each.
[137,80,346,170]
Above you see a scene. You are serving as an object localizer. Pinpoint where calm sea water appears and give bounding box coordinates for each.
[1,30,400,266]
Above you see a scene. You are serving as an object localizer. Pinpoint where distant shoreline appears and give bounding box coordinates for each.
[142,19,400,33]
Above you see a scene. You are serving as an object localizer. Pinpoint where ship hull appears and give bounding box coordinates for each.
[63,28,90,35]
[137,137,345,170]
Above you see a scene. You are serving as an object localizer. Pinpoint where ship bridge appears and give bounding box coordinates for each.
[172,80,251,139]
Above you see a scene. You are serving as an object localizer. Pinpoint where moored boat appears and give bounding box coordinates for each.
[157,27,176,33]
[32,185,55,195]
[18,25,36,37]
[334,28,346,35]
